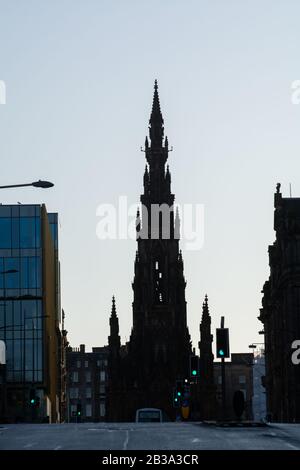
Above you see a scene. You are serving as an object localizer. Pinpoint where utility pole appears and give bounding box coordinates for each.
[221,317,226,421]
[216,316,230,422]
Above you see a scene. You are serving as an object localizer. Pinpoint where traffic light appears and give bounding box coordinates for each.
[172,388,180,408]
[29,388,36,406]
[175,380,183,399]
[216,328,230,358]
[190,355,200,378]
[77,402,82,416]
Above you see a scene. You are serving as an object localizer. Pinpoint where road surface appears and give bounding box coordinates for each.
[0,422,300,450]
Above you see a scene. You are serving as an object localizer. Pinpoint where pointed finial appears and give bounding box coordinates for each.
[149,80,164,147]
[111,295,117,317]
[202,294,210,319]
[144,165,149,189]
[276,182,281,194]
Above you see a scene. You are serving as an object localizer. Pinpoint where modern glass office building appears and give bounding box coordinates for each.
[0,204,64,423]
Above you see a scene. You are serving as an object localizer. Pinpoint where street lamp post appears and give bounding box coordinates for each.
[0,180,54,190]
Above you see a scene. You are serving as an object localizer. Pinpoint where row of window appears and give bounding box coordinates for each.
[0,217,41,249]
[0,256,42,289]
[69,385,106,399]
[70,403,106,418]
[0,299,44,384]
[71,371,106,383]
[0,300,43,331]
[75,359,108,368]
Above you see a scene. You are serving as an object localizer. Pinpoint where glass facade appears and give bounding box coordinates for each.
[0,205,55,386]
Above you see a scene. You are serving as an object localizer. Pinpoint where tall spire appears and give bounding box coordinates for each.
[202,294,209,320]
[199,294,213,352]
[199,294,215,419]
[149,80,164,148]
[111,295,117,318]
[109,295,120,348]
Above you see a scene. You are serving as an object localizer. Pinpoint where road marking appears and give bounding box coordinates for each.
[88,428,116,432]
[123,430,129,450]
[23,443,35,448]
[192,438,201,443]
[286,443,299,450]
[54,445,62,450]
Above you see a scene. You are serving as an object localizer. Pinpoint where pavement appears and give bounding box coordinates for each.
[1,422,300,450]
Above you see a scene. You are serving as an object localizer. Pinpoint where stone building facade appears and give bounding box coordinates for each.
[259,185,300,422]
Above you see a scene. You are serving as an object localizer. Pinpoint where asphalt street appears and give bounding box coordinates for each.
[1,422,300,450]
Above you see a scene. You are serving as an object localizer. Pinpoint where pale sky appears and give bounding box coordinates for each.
[1,1,300,355]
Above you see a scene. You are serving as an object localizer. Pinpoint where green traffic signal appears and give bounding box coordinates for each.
[177,391,181,397]
[192,370,197,376]
[219,349,225,357]
[30,398,35,405]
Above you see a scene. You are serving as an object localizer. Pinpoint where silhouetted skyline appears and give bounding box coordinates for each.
[1,1,300,354]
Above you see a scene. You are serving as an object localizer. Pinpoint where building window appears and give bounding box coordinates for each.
[218,376,222,385]
[86,387,92,399]
[76,360,81,368]
[100,402,106,417]
[100,371,106,382]
[100,384,105,395]
[69,387,79,399]
[86,404,92,417]
[97,359,107,368]
[239,375,246,384]
[72,371,79,383]
[85,360,89,368]
[85,371,91,382]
